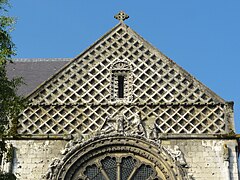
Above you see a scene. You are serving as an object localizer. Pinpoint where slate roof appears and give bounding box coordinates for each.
[6,58,70,96]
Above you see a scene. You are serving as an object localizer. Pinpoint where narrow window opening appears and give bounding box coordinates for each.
[118,75,124,98]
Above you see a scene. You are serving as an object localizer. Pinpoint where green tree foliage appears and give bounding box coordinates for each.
[0,1,24,178]
[0,0,25,136]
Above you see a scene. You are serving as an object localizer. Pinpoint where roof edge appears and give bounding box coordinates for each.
[26,23,124,100]
[126,26,226,103]
[11,58,71,62]
[26,22,226,104]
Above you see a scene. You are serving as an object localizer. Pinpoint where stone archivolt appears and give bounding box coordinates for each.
[47,135,191,180]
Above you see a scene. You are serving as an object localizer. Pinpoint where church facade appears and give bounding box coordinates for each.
[5,12,239,179]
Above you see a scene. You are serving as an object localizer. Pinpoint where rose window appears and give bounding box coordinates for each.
[80,155,160,180]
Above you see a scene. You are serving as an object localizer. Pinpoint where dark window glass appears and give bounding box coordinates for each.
[118,75,124,98]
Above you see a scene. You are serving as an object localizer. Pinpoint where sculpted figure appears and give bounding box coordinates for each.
[116,114,124,133]
[145,116,158,139]
[223,144,229,161]
[61,134,83,155]
[166,145,187,167]
[45,158,60,180]
[61,140,76,155]
[101,116,114,133]
[102,115,125,134]
[131,113,145,136]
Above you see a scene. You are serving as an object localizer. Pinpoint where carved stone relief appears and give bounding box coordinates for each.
[163,145,187,167]
[99,110,160,140]
[46,134,192,180]
[223,144,230,162]
[45,158,61,180]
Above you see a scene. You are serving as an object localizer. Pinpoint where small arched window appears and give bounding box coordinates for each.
[111,60,133,102]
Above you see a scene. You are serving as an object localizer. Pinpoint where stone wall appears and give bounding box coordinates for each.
[9,140,67,180]
[162,139,239,180]
[5,139,239,180]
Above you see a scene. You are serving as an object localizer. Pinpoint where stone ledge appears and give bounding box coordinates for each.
[4,134,72,140]
[158,133,239,140]
[3,133,240,140]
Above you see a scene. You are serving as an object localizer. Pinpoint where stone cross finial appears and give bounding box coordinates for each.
[114,11,129,22]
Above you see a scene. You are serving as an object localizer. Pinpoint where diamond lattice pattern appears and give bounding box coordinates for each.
[18,24,229,135]
[29,25,222,105]
[18,104,226,134]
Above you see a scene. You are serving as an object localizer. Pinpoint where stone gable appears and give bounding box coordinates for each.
[17,22,233,136]
[6,12,238,180]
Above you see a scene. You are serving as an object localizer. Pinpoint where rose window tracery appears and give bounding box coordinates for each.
[50,136,189,180]
[81,155,158,180]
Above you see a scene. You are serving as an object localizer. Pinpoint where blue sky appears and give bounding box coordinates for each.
[9,0,240,133]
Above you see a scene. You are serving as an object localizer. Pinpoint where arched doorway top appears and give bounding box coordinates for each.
[46,134,191,180]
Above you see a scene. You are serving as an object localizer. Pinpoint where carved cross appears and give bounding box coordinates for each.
[114,11,129,22]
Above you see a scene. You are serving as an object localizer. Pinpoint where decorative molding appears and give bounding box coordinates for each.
[45,134,192,180]
[110,59,133,103]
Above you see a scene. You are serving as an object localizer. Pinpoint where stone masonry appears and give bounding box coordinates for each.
[6,138,238,179]
[5,12,239,179]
